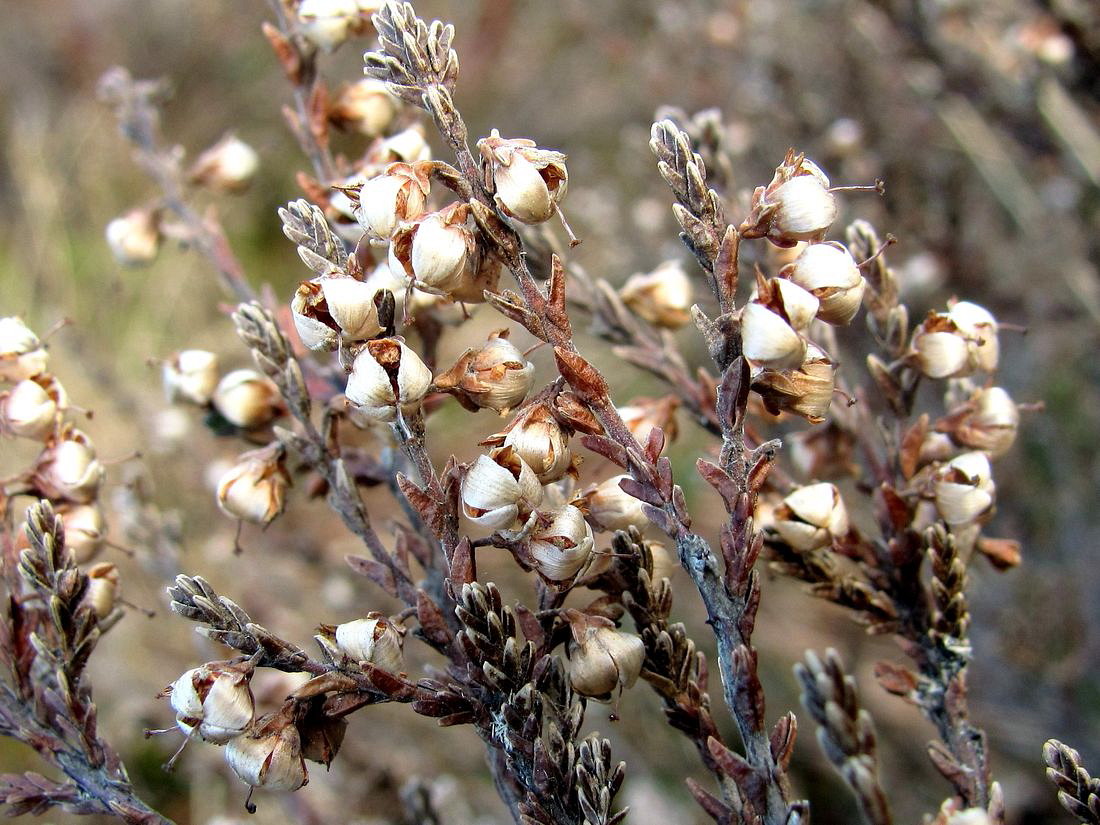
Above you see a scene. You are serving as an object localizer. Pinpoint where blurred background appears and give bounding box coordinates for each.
[1,1,1098,823]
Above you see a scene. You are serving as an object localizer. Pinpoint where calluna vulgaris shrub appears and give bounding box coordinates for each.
[0,2,1090,824]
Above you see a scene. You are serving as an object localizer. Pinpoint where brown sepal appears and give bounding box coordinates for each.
[899,414,929,479]
[553,347,609,400]
[873,660,920,702]
[976,536,1021,570]
[261,22,303,84]
[345,555,397,597]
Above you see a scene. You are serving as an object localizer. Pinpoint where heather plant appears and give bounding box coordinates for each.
[0,2,1092,824]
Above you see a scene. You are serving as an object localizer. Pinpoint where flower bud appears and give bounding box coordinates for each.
[583,475,648,532]
[485,402,574,484]
[933,451,995,526]
[226,714,308,791]
[331,613,405,672]
[751,345,836,424]
[434,330,534,415]
[477,130,568,224]
[461,448,543,530]
[163,350,219,406]
[388,203,476,296]
[345,338,432,424]
[167,661,255,745]
[565,613,644,700]
[773,482,849,551]
[942,386,1019,457]
[617,396,679,447]
[57,503,107,564]
[105,208,161,266]
[746,152,837,245]
[1,374,64,440]
[216,444,290,526]
[292,274,383,351]
[296,0,360,52]
[619,260,693,329]
[0,317,49,382]
[188,135,259,194]
[33,428,105,504]
[782,242,865,326]
[527,505,594,581]
[356,162,430,240]
[212,369,282,429]
[83,562,120,620]
[947,300,999,373]
[329,78,398,138]
[740,299,808,370]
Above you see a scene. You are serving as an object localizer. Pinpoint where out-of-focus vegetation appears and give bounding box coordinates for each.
[1,2,1098,824]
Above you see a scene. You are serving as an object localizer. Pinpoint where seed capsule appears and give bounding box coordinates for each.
[933,451,995,526]
[216,444,290,526]
[751,345,836,424]
[434,330,534,415]
[163,350,220,406]
[947,300,999,373]
[461,448,543,530]
[344,338,432,424]
[477,130,568,224]
[740,301,807,370]
[212,369,282,429]
[483,402,574,484]
[0,317,49,382]
[388,203,477,297]
[105,208,161,266]
[1,374,64,440]
[330,614,405,673]
[291,274,383,351]
[33,427,105,504]
[745,152,837,245]
[527,505,594,581]
[57,503,107,564]
[782,242,866,326]
[773,482,849,551]
[619,260,694,329]
[167,661,256,745]
[355,162,430,240]
[565,612,644,700]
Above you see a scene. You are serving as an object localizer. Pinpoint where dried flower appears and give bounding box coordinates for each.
[188,134,259,193]
[565,612,644,700]
[937,386,1020,458]
[105,208,161,266]
[773,482,850,551]
[619,260,693,329]
[33,427,105,504]
[167,661,255,745]
[296,0,360,52]
[751,345,836,424]
[0,316,49,382]
[216,443,290,526]
[356,162,430,240]
[740,295,809,370]
[461,448,543,530]
[83,562,120,620]
[583,474,648,532]
[434,330,534,414]
[745,152,837,245]
[477,130,568,224]
[527,505,594,581]
[329,613,405,672]
[225,714,308,791]
[617,396,679,447]
[212,369,282,429]
[57,503,107,564]
[484,402,575,483]
[947,300,999,373]
[291,273,383,351]
[329,78,398,137]
[388,203,477,296]
[368,125,431,165]
[0,374,64,440]
[163,349,220,406]
[344,338,433,424]
[933,451,995,526]
[910,301,999,379]
[781,242,866,326]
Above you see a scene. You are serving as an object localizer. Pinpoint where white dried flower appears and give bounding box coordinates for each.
[489,402,574,484]
[947,300,999,373]
[225,716,308,791]
[461,448,543,530]
[565,613,644,700]
[57,503,107,564]
[370,125,431,165]
[166,662,256,745]
[296,0,359,52]
[83,562,120,621]
[188,134,259,193]
[583,475,648,532]
[33,428,105,504]
[388,204,476,296]
[163,350,220,406]
[345,338,433,424]
[331,614,405,673]
[329,78,398,138]
[0,317,49,382]
[751,344,836,424]
[619,260,693,329]
[740,301,807,370]
[617,396,679,448]
[946,386,1020,457]
[747,153,837,245]
[527,505,594,581]
[105,208,161,266]
[434,330,534,415]
[933,451,995,526]
[0,374,64,440]
[212,369,282,429]
[356,162,430,240]
[477,130,568,224]
[216,444,290,526]
[773,482,850,551]
[291,274,382,351]
[782,242,866,325]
